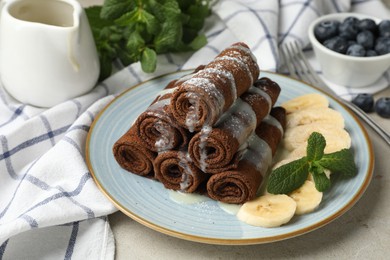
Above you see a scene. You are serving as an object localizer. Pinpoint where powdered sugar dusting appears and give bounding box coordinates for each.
[203,67,237,101]
[247,86,272,114]
[183,77,225,131]
[231,44,258,62]
[214,56,253,85]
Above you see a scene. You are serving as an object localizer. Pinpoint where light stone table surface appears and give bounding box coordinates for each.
[80,1,390,259]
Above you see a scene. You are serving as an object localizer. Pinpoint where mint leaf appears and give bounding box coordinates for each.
[266,132,358,195]
[189,34,207,50]
[85,6,114,30]
[319,149,358,177]
[114,8,139,26]
[142,10,160,35]
[126,30,145,55]
[100,0,134,20]
[154,19,182,53]
[161,1,182,18]
[117,46,137,67]
[267,157,309,194]
[141,47,157,73]
[306,132,326,161]
[310,162,331,192]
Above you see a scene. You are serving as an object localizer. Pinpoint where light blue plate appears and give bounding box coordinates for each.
[86,71,374,245]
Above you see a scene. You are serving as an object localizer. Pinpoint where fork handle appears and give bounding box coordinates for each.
[341,100,390,146]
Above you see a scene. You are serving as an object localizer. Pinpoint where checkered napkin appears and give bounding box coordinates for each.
[1,0,389,258]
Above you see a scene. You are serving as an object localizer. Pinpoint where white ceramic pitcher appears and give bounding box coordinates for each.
[0,0,100,107]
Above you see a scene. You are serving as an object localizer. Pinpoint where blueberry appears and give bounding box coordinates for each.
[375,37,390,55]
[339,17,359,40]
[314,20,340,42]
[366,49,378,56]
[323,36,348,54]
[356,30,375,49]
[352,93,374,112]
[346,44,366,56]
[374,97,390,118]
[358,18,378,34]
[378,20,390,38]
[345,16,359,24]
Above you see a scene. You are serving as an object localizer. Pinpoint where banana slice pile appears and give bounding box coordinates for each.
[237,93,351,228]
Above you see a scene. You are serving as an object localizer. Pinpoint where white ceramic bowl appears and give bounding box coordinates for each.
[308,12,390,88]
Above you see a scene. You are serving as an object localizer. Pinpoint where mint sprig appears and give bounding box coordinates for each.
[85,0,211,80]
[267,132,358,194]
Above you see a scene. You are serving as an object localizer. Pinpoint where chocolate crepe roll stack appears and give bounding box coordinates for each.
[112,70,199,175]
[154,150,208,192]
[113,42,287,201]
[170,42,260,132]
[188,77,281,173]
[206,107,286,204]
[112,127,156,178]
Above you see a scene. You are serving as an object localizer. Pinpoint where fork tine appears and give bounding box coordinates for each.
[280,44,298,79]
[285,42,314,85]
[292,41,324,86]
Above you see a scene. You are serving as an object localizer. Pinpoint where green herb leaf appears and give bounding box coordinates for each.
[114,8,139,26]
[100,0,134,20]
[141,47,157,73]
[85,0,210,77]
[266,132,358,195]
[142,10,160,35]
[189,34,207,50]
[310,162,331,192]
[85,6,114,30]
[154,19,182,53]
[267,157,309,194]
[306,131,326,161]
[126,30,145,55]
[117,46,137,67]
[319,149,358,177]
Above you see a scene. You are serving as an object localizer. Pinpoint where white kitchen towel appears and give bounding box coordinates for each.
[1,0,389,259]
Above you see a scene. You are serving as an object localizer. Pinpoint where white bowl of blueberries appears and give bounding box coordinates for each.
[308,12,390,89]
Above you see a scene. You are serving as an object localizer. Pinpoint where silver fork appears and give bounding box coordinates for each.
[280,41,390,146]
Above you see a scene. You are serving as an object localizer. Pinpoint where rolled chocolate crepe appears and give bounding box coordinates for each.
[113,127,157,178]
[188,77,281,174]
[154,150,209,193]
[170,42,260,132]
[133,71,198,152]
[206,107,286,204]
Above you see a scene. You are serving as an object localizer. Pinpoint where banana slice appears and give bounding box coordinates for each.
[281,93,329,114]
[289,180,322,215]
[286,107,345,129]
[283,123,351,151]
[287,136,349,160]
[237,194,297,228]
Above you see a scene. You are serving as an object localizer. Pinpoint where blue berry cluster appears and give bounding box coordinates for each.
[314,16,390,57]
[352,93,390,118]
